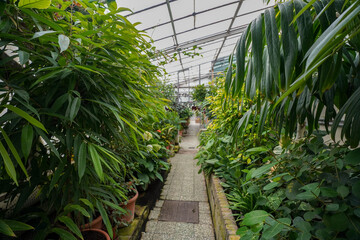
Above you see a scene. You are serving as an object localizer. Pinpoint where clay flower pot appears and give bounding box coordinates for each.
[80,215,103,230]
[118,189,138,227]
[82,229,110,240]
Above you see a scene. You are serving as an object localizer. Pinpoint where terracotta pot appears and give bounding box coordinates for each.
[80,215,103,230]
[118,189,139,227]
[82,229,110,240]
[179,130,183,136]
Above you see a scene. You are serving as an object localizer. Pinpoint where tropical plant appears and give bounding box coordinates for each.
[192,84,208,103]
[225,0,360,147]
[0,0,168,238]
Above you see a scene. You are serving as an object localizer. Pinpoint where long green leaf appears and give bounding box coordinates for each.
[0,220,16,237]
[51,227,77,240]
[96,201,113,239]
[264,8,280,86]
[77,142,87,180]
[18,0,50,9]
[251,15,264,84]
[0,141,18,185]
[21,125,33,161]
[0,129,28,178]
[58,216,83,240]
[3,220,34,231]
[279,2,298,89]
[69,97,81,123]
[88,144,104,181]
[3,105,47,132]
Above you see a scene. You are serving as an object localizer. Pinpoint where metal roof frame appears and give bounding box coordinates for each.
[121,0,275,102]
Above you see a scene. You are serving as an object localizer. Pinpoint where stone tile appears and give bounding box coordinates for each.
[199,213,213,225]
[155,221,178,233]
[145,220,158,233]
[194,224,215,237]
[199,202,210,213]
[175,222,195,236]
[148,209,160,220]
[155,200,164,208]
[193,194,208,202]
[141,232,152,240]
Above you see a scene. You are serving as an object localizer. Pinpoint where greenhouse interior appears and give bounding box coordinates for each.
[0,0,359,239]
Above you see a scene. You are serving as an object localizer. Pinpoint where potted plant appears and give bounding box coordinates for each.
[195,110,201,123]
[82,229,110,240]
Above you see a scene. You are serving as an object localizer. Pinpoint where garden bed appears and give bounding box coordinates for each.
[205,174,239,240]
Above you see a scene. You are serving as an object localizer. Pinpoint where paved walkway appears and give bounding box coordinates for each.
[141,120,215,240]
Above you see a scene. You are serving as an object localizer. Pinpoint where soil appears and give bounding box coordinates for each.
[82,231,107,240]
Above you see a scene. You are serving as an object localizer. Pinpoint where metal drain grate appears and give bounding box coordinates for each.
[158,200,199,223]
[188,147,196,149]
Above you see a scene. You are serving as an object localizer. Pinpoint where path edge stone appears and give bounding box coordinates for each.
[205,174,240,240]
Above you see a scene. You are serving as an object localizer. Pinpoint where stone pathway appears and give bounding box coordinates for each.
[141,119,215,240]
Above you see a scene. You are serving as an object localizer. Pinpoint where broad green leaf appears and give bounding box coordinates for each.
[0,220,15,237]
[0,129,28,177]
[303,212,317,221]
[18,0,50,9]
[58,216,83,240]
[323,213,349,232]
[88,144,103,181]
[325,203,339,211]
[293,216,311,234]
[0,141,18,185]
[58,34,70,53]
[320,187,338,197]
[77,142,87,180]
[263,217,291,239]
[344,148,360,165]
[241,210,269,226]
[21,125,33,161]
[251,162,276,179]
[353,181,360,198]
[263,182,280,191]
[337,185,349,198]
[51,227,77,240]
[3,105,46,132]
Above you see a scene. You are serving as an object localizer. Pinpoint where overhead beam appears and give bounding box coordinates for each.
[125,0,177,17]
[154,6,274,43]
[142,1,240,31]
[159,24,248,55]
[165,0,186,79]
[211,0,244,71]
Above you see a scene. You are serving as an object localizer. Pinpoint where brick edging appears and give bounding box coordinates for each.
[205,174,240,240]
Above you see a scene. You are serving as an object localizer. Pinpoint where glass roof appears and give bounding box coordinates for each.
[117,0,275,86]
